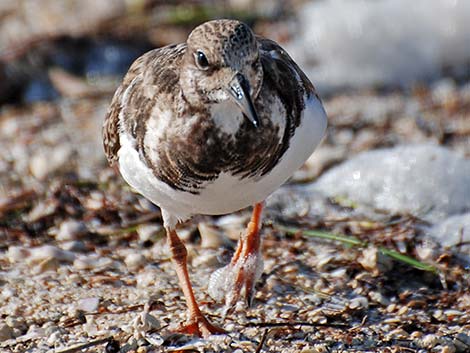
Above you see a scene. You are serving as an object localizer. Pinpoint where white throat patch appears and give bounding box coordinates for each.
[209,100,244,135]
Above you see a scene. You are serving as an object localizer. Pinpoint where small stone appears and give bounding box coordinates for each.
[1,287,17,300]
[24,325,46,340]
[415,241,435,261]
[398,306,409,315]
[29,245,76,264]
[191,250,219,267]
[77,297,100,312]
[444,309,463,317]
[7,246,31,263]
[136,269,159,288]
[358,246,378,272]
[436,344,456,353]
[136,224,163,243]
[198,222,229,248]
[420,334,439,349]
[29,146,73,180]
[56,219,88,241]
[73,254,115,270]
[216,213,249,241]
[84,316,99,336]
[33,257,60,274]
[0,323,13,342]
[60,240,87,252]
[349,296,369,310]
[369,291,391,306]
[125,253,146,271]
[281,304,300,312]
[5,317,27,332]
[46,330,62,346]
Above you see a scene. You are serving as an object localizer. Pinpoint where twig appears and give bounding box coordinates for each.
[54,336,112,353]
[255,329,269,353]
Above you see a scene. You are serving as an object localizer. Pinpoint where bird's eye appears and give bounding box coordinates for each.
[195,50,209,70]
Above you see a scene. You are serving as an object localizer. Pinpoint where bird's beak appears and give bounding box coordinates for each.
[227,73,260,128]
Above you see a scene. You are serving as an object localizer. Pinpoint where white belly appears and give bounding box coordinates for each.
[118,95,327,223]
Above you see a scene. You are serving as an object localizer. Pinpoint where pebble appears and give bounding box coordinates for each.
[369,291,391,306]
[29,146,73,180]
[124,253,146,271]
[1,287,17,300]
[198,222,229,248]
[60,240,87,252]
[349,296,369,309]
[5,317,27,333]
[77,297,100,312]
[436,343,456,353]
[29,245,76,264]
[136,224,163,243]
[216,213,248,241]
[73,254,115,271]
[8,245,76,265]
[358,246,378,272]
[56,219,88,241]
[46,330,62,346]
[7,246,31,263]
[191,250,220,268]
[420,334,439,349]
[0,323,13,342]
[32,257,59,274]
[135,269,159,288]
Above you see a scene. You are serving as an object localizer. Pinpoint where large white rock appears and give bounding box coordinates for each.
[311,144,470,221]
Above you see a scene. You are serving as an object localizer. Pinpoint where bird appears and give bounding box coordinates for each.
[103,19,327,338]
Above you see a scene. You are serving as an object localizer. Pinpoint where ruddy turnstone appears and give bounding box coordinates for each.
[103,19,327,337]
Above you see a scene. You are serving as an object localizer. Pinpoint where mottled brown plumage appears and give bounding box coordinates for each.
[102,19,327,337]
[103,33,315,193]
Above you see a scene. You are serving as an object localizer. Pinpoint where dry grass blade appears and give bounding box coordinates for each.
[278,225,439,274]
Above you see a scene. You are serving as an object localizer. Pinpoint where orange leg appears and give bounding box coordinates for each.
[166,228,226,337]
[221,202,264,309]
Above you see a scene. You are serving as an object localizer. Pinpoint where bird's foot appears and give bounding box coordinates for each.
[208,251,263,314]
[176,313,226,338]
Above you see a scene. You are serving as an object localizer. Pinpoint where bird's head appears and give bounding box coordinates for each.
[181,19,263,128]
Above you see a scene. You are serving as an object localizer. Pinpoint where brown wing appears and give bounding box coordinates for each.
[257,36,319,113]
[102,43,186,166]
[254,36,319,172]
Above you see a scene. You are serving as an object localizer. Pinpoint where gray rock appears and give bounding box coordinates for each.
[56,220,88,241]
[311,144,470,222]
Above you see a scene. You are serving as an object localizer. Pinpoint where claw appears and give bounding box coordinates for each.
[176,314,226,338]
